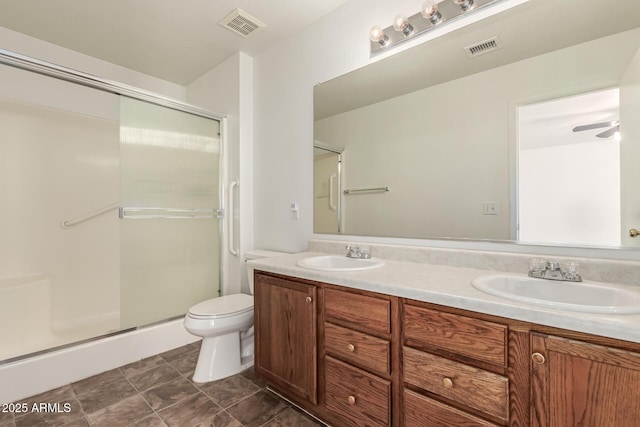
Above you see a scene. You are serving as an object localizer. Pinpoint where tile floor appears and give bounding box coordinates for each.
[0,342,323,427]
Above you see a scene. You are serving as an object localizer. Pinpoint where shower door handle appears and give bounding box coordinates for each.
[228,180,239,256]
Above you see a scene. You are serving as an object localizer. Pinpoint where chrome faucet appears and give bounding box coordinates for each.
[528,258,581,282]
[345,245,370,259]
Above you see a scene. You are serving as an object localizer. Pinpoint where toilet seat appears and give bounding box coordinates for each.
[188,294,253,319]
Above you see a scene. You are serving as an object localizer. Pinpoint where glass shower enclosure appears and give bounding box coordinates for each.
[0,50,222,362]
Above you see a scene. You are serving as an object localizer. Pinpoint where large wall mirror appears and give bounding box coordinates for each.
[313,0,640,249]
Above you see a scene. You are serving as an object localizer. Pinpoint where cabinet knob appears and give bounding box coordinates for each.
[532,352,546,365]
[443,377,453,388]
[348,395,356,405]
[347,343,355,352]
[305,296,312,304]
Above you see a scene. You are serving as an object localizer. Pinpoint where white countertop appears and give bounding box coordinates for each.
[248,252,640,344]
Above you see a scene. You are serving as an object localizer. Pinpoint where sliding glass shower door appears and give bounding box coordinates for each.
[119,97,221,329]
[0,54,222,362]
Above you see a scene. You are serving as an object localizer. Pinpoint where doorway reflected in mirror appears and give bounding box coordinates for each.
[518,88,621,247]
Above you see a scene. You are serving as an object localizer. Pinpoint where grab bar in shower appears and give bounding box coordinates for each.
[60,202,120,229]
[119,207,224,220]
[228,180,239,256]
[329,174,337,211]
[343,186,390,195]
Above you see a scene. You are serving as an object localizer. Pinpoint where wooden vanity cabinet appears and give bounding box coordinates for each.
[530,333,640,426]
[322,287,396,427]
[253,271,398,427]
[254,271,640,427]
[254,272,318,404]
[402,301,510,426]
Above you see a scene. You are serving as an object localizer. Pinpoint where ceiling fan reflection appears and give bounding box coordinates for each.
[572,120,620,138]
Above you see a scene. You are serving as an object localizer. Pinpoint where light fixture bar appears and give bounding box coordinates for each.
[370,0,520,55]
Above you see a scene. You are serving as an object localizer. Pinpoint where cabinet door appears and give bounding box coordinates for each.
[531,333,640,427]
[254,273,317,404]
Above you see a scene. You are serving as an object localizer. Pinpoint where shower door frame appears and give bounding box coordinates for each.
[313,142,343,234]
[0,48,227,364]
[0,48,222,122]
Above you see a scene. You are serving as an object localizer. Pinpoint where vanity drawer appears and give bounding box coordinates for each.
[324,288,390,335]
[403,304,507,367]
[404,389,500,427]
[403,347,508,422]
[324,322,390,375]
[325,356,390,427]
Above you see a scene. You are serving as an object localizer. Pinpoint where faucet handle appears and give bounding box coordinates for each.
[360,247,371,259]
[560,260,580,278]
[529,258,546,272]
[345,245,360,257]
[546,261,561,271]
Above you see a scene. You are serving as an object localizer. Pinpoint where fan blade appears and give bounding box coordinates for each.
[572,121,618,132]
[596,124,620,139]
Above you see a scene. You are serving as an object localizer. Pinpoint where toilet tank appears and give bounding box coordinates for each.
[245,250,288,294]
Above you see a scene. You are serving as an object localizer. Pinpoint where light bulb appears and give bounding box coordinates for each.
[393,14,414,36]
[454,0,474,12]
[369,25,389,45]
[421,1,442,24]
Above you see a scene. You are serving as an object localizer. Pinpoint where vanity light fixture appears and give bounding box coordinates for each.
[370,0,528,55]
[422,1,443,25]
[453,0,475,12]
[369,25,389,46]
[393,14,415,36]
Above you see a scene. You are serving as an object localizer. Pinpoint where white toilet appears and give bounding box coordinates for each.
[184,249,285,383]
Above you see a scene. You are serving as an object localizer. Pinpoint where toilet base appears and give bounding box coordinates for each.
[192,331,253,383]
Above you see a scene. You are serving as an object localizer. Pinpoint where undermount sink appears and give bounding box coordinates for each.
[471,274,640,314]
[296,255,385,272]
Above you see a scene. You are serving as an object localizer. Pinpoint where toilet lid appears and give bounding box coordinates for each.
[188,294,253,318]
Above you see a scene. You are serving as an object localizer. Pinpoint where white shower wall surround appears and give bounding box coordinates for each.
[0,276,53,360]
[0,74,121,362]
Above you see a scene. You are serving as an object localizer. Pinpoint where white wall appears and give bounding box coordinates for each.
[253,0,421,253]
[519,141,620,246]
[253,1,640,260]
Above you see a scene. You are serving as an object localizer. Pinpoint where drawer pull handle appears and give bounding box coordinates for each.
[532,352,546,365]
[443,377,453,388]
[348,395,356,405]
[305,296,312,304]
[347,343,355,352]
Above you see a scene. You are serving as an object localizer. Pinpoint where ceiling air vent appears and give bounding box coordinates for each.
[464,37,502,58]
[219,8,266,38]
